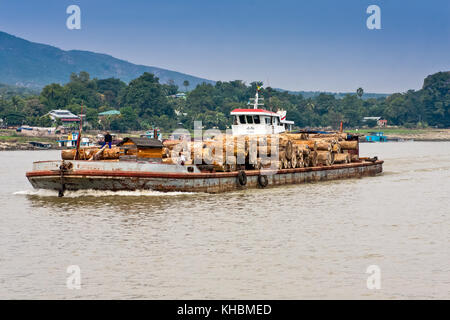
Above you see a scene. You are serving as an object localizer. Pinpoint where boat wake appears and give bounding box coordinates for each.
[13,189,193,198]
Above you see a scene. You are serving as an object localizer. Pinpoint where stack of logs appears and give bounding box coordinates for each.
[161,132,359,171]
[61,132,359,171]
[61,146,121,161]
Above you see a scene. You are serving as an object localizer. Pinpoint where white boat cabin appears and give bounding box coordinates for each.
[231,87,295,135]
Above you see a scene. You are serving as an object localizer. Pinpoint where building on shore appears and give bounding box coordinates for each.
[45,110,80,127]
[362,117,387,127]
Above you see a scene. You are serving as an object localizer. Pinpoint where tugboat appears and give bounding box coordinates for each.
[230,86,294,135]
[26,87,383,195]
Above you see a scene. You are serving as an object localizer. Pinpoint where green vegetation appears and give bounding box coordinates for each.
[0,130,57,144]
[0,71,449,132]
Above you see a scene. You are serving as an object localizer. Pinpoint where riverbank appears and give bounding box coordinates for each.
[2,128,450,151]
[0,131,59,150]
[349,128,450,142]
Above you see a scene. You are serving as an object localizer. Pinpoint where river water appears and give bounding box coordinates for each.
[0,142,449,299]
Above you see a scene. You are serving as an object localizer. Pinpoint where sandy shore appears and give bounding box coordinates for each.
[386,129,450,141]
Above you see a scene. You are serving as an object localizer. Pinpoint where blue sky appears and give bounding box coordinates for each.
[0,0,449,93]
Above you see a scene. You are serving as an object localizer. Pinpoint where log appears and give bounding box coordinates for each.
[297,153,305,168]
[350,154,360,162]
[307,151,318,167]
[290,155,297,168]
[162,147,170,158]
[332,143,341,153]
[315,140,332,151]
[340,140,358,150]
[284,133,309,140]
[310,133,347,140]
[281,156,289,169]
[90,146,106,160]
[292,140,317,151]
[62,147,100,160]
[163,140,185,149]
[317,151,332,166]
[103,147,121,160]
[333,153,350,164]
[257,145,273,156]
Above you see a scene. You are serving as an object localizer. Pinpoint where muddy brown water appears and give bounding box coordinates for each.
[0,142,449,299]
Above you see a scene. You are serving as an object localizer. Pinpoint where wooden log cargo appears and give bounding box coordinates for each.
[62,147,102,160]
[292,140,317,151]
[307,150,318,167]
[315,140,332,151]
[339,140,358,150]
[95,133,359,170]
[333,153,350,164]
[317,151,334,166]
[332,143,341,153]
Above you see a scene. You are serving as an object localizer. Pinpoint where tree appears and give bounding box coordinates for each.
[95,78,127,108]
[40,83,68,109]
[110,106,140,132]
[356,87,364,99]
[183,80,190,92]
[365,119,378,128]
[119,72,174,120]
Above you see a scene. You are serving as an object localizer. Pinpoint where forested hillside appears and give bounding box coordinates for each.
[0,31,213,90]
[0,71,448,131]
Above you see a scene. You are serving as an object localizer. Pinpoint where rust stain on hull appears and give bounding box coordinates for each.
[26,161,383,193]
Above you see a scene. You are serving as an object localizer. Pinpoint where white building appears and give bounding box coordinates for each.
[46,110,80,126]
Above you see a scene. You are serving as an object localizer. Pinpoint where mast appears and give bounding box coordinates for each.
[248,85,264,109]
[74,102,83,160]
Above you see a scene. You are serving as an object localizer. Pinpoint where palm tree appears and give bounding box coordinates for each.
[356,87,364,99]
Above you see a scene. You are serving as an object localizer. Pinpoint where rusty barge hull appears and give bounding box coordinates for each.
[26,160,383,193]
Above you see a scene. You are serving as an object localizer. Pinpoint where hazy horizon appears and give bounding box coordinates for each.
[0,0,449,93]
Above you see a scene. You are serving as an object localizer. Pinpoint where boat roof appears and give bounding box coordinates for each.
[230,108,280,116]
[117,137,163,148]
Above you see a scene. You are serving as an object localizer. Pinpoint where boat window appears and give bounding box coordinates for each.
[232,115,238,125]
[239,115,246,124]
[265,117,270,124]
[246,115,254,124]
[253,115,261,124]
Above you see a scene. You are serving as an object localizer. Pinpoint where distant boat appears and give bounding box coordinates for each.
[140,128,162,141]
[58,132,93,148]
[365,132,387,142]
[29,141,52,149]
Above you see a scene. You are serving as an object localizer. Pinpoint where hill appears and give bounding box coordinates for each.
[0,31,214,89]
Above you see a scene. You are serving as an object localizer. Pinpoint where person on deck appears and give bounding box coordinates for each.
[101,132,113,149]
[179,151,186,165]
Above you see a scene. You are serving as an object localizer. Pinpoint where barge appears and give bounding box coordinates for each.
[25,87,383,195]
[26,158,383,194]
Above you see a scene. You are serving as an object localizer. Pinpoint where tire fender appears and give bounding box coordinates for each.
[237,170,247,186]
[257,174,269,188]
